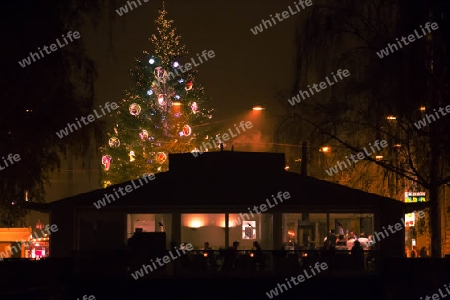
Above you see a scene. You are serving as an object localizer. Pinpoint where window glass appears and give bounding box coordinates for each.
[127,213,172,249]
[282,213,327,249]
[181,214,225,250]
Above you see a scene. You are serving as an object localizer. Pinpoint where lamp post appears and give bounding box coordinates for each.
[252,105,266,151]
[252,105,265,111]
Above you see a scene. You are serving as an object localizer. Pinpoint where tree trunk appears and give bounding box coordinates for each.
[429,182,441,258]
[429,113,441,257]
[429,48,441,258]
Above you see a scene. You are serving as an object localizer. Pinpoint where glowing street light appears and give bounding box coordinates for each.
[320,146,330,153]
[252,106,265,111]
[172,102,181,106]
[420,106,426,111]
[386,116,396,120]
[375,155,384,161]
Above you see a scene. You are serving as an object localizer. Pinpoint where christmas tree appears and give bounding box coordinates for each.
[100,1,215,186]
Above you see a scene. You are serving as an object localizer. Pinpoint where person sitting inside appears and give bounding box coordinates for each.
[325,230,337,250]
[335,234,348,251]
[347,235,356,251]
[367,235,374,247]
[419,246,428,258]
[410,246,418,258]
[252,241,262,257]
[351,240,364,270]
[251,241,263,268]
[358,233,369,250]
[202,242,215,268]
[223,241,240,270]
[202,242,213,259]
[229,241,239,252]
[252,241,261,251]
[203,242,212,250]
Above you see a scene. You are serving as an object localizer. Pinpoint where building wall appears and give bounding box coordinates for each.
[49,201,75,258]
[379,203,404,258]
[76,211,126,256]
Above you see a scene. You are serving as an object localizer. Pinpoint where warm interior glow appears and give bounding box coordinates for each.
[386,116,396,120]
[220,219,234,228]
[420,106,426,111]
[189,219,203,228]
[252,106,265,111]
[172,102,181,106]
[183,214,225,228]
[375,155,383,161]
[285,166,289,170]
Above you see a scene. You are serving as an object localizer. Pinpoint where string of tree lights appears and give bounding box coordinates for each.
[100,1,216,186]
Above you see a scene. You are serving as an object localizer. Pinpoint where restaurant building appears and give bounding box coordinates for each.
[30,151,408,261]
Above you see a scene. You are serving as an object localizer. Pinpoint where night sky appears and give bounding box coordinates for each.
[82,0,298,143]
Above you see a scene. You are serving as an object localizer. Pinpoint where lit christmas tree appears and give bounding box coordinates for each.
[100,1,215,185]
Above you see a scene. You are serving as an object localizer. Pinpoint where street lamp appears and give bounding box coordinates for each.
[320,146,331,153]
[252,105,265,111]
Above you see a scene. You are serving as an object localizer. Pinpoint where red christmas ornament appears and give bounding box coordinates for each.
[102,155,112,171]
[185,81,193,91]
[155,152,167,164]
[183,125,192,136]
[129,103,141,116]
[36,219,44,230]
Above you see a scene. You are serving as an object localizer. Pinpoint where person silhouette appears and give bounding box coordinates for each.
[351,240,364,270]
[223,241,240,270]
[419,246,427,258]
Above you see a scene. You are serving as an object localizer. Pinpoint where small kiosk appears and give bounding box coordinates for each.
[0,227,32,259]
